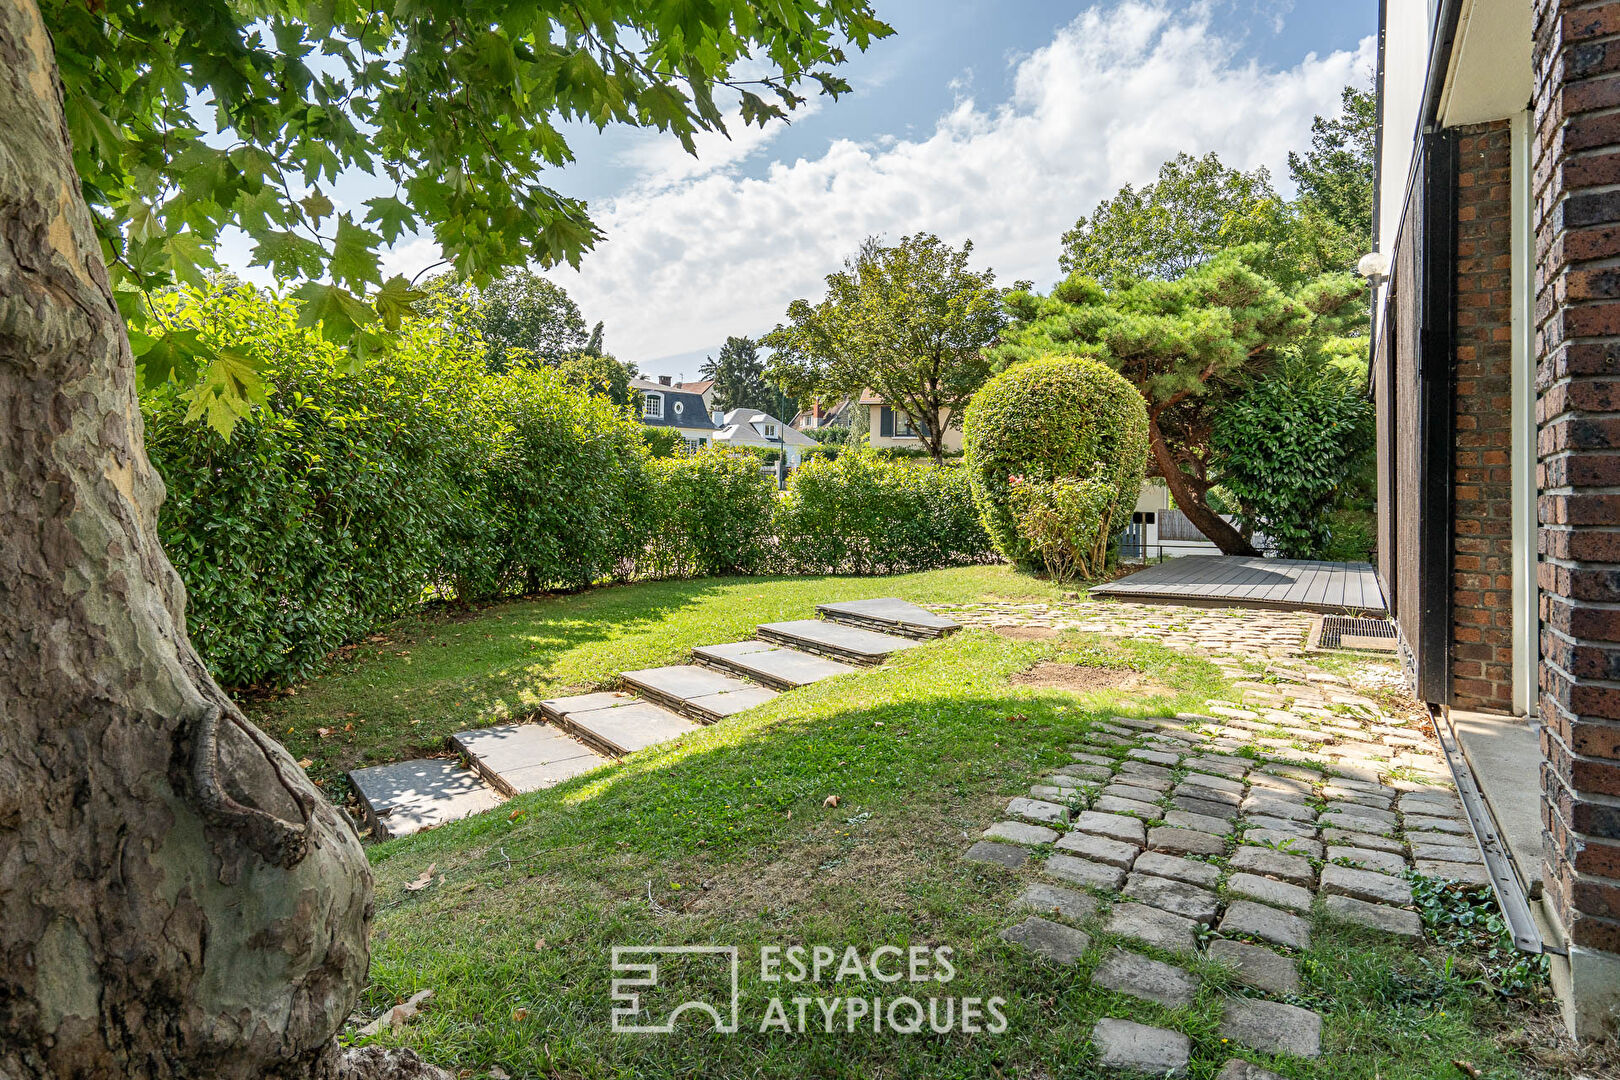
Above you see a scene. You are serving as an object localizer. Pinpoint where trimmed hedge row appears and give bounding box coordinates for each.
[143,288,993,687]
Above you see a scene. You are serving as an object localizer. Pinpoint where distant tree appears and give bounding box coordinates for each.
[586,320,607,356]
[559,352,638,408]
[1289,85,1378,272]
[701,336,796,417]
[989,249,1365,555]
[475,271,590,371]
[766,234,1004,462]
[1060,153,1295,286]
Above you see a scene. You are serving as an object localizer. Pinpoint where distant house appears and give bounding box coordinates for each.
[712,408,816,466]
[860,390,964,453]
[791,398,855,431]
[630,376,719,451]
[675,378,716,413]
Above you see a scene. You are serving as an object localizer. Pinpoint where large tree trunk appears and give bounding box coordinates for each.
[1146,415,1259,557]
[0,5,440,1078]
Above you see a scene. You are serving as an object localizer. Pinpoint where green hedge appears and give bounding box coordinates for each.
[144,289,991,687]
[774,451,994,575]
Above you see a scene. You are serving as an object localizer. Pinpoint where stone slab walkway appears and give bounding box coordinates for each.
[347,599,949,839]
[956,598,1484,1076]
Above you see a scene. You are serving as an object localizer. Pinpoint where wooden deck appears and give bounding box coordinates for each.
[1089,556,1386,614]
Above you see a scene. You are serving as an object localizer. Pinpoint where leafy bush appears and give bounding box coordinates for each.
[774,451,993,574]
[1007,475,1118,583]
[145,290,1000,688]
[800,443,839,462]
[144,288,492,686]
[963,356,1148,571]
[456,366,650,597]
[639,449,777,578]
[1211,359,1374,558]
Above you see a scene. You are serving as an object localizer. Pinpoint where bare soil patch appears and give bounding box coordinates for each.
[1012,661,1171,696]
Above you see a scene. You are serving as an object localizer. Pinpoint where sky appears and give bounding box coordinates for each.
[223,0,1379,381]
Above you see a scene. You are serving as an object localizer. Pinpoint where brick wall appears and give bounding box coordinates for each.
[1533,0,1620,958]
[1452,121,1516,712]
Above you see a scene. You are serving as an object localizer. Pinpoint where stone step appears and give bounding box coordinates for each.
[347,757,505,840]
[554,696,703,757]
[693,640,856,690]
[815,598,961,640]
[756,619,918,665]
[450,721,609,797]
[620,664,777,722]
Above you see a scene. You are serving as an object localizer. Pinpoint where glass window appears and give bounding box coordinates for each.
[643,393,662,418]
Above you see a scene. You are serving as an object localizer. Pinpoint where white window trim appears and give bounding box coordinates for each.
[643,392,662,419]
[1510,109,1538,718]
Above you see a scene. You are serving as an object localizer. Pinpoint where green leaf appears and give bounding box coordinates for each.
[252,231,327,281]
[330,214,382,290]
[301,190,335,225]
[363,195,416,244]
[293,280,376,341]
[373,274,423,331]
[165,233,218,289]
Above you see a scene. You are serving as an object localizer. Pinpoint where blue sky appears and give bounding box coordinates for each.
[225,2,1378,380]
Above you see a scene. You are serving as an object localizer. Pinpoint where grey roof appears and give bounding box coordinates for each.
[632,381,716,430]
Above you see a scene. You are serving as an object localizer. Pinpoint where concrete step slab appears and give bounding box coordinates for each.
[450,722,609,796]
[815,597,961,639]
[620,664,776,722]
[756,619,918,665]
[537,690,637,725]
[348,757,505,840]
[693,640,855,690]
[559,698,702,757]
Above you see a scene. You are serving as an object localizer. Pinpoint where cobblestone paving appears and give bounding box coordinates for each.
[948,599,1482,1075]
[932,599,1320,660]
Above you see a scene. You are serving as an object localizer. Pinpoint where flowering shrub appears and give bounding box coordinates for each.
[1007,474,1119,583]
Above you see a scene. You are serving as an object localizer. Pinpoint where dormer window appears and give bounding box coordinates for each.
[643,393,663,418]
[763,423,777,437]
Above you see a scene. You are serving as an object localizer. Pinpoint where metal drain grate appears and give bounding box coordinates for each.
[1317,615,1397,651]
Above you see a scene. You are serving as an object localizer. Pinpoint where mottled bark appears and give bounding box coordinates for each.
[1147,415,1258,557]
[0,2,423,1077]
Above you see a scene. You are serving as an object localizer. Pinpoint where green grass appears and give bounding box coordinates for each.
[246,565,1066,791]
[309,577,1549,1079]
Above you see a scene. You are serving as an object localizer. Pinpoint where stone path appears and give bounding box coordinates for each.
[960,606,1487,1075]
[350,599,951,838]
[932,599,1317,661]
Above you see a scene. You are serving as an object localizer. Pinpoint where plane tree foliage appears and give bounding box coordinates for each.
[44,0,893,432]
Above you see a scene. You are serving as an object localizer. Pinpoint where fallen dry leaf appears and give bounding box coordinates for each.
[508,808,525,821]
[489,1069,511,1080]
[404,863,437,892]
[822,795,840,808]
[511,1007,528,1022]
[316,727,334,738]
[1452,1063,1481,1079]
[296,758,314,769]
[355,989,432,1037]
[534,938,546,951]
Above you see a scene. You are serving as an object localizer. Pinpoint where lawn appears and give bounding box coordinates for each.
[292,573,1558,1080]
[247,565,1068,792]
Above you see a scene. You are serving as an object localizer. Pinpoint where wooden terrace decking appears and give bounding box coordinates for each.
[1089,555,1386,615]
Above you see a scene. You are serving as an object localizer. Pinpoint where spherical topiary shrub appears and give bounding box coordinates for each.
[963,356,1149,572]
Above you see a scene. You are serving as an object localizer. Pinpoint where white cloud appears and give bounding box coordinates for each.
[402,1,1374,369]
[614,100,822,187]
